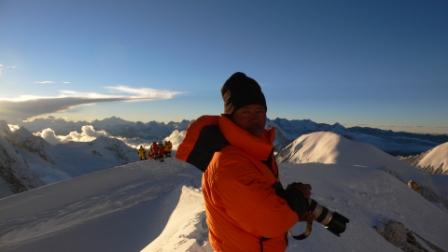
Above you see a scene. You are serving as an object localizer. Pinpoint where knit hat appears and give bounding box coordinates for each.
[221,72,267,114]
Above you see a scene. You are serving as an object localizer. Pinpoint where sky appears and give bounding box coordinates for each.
[0,0,447,134]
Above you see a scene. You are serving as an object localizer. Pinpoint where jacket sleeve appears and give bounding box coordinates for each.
[212,153,299,238]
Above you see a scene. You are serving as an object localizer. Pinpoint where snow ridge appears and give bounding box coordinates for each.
[417,142,448,175]
[0,159,202,249]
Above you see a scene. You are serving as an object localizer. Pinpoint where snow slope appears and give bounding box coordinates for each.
[1,154,448,251]
[277,131,448,205]
[0,121,46,195]
[0,159,204,252]
[0,121,139,198]
[417,142,448,175]
[141,186,211,252]
[277,131,422,167]
[48,136,138,177]
[280,163,448,252]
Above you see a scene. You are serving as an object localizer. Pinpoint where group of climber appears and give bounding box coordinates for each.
[138,140,172,162]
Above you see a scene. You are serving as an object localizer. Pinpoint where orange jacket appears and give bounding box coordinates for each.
[177,115,298,252]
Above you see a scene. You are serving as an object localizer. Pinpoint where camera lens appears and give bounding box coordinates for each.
[325,212,350,236]
[309,199,349,236]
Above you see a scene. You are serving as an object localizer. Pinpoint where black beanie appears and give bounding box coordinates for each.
[221,72,267,115]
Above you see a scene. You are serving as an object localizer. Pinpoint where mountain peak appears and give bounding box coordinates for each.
[417,142,448,174]
[277,131,397,168]
[277,131,345,164]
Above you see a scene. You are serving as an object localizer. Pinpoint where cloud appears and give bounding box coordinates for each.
[34,125,109,145]
[0,85,182,123]
[107,85,181,99]
[7,124,20,132]
[34,128,61,145]
[35,81,55,84]
[0,64,16,78]
[35,80,72,85]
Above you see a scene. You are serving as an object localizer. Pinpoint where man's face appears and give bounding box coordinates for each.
[231,104,267,137]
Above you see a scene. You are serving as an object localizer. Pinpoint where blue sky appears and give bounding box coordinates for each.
[0,0,447,133]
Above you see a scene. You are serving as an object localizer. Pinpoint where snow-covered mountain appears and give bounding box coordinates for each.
[1,154,447,251]
[0,121,139,198]
[163,129,186,150]
[49,136,138,177]
[0,121,50,197]
[415,142,448,175]
[277,131,402,166]
[269,118,448,156]
[278,131,448,210]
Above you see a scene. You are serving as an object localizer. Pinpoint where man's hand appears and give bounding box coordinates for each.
[286,182,312,199]
[285,182,314,222]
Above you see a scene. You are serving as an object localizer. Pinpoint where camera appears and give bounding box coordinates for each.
[273,182,349,239]
[292,198,349,240]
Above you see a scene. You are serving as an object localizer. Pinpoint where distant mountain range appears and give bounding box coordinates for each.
[22,116,190,141]
[2,116,447,198]
[21,116,448,156]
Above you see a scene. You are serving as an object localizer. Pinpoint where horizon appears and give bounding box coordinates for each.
[5,115,447,136]
[1,1,447,134]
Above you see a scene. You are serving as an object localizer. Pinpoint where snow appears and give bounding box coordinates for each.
[1,130,448,252]
[7,124,20,132]
[164,129,186,150]
[0,178,13,198]
[0,124,139,196]
[281,163,448,252]
[278,132,448,204]
[278,131,414,167]
[141,186,211,252]
[417,142,448,174]
[0,159,203,252]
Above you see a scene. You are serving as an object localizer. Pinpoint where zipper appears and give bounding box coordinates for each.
[259,237,269,252]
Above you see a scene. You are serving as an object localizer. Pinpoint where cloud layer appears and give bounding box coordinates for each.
[34,125,109,145]
[34,125,145,150]
[0,86,182,123]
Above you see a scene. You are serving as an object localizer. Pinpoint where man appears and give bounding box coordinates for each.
[164,140,173,157]
[177,72,311,252]
[138,145,146,160]
[149,141,158,160]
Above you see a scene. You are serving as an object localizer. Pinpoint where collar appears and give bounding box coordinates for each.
[218,115,274,161]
